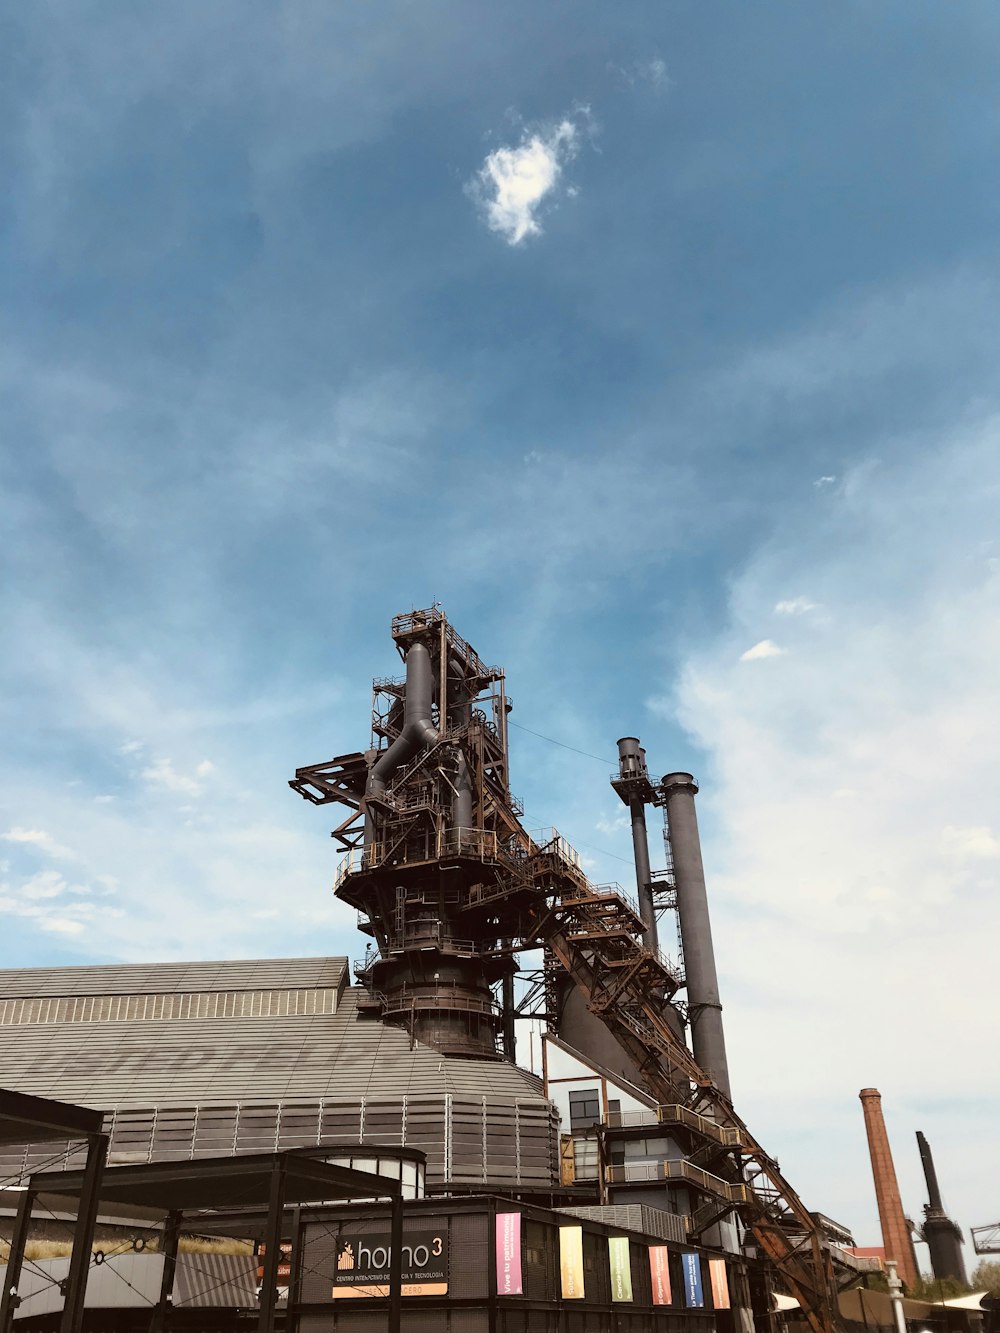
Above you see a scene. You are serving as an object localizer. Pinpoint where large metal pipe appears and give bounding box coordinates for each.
[448,656,474,835]
[917,1131,944,1212]
[367,643,439,800]
[661,773,731,1100]
[616,738,658,951]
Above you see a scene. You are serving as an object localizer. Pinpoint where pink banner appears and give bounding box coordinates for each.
[496,1212,523,1296]
[649,1246,672,1305]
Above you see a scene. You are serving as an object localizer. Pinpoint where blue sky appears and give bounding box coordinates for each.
[2,1,998,1253]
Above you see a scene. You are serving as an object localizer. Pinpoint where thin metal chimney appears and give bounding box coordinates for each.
[660,773,731,1100]
[858,1088,919,1289]
[916,1131,967,1285]
[611,738,658,951]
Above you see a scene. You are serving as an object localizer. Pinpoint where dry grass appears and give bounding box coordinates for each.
[1,1236,254,1261]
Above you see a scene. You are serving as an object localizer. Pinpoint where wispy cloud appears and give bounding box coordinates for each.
[1,827,76,861]
[774,597,818,616]
[609,56,669,91]
[470,114,586,245]
[670,412,1000,1233]
[140,758,214,798]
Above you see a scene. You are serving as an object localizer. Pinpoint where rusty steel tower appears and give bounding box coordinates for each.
[290,607,523,1057]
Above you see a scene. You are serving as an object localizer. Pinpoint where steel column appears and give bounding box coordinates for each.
[58,1131,108,1333]
[0,1187,32,1333]
[388,1187,403,1333]
[257,1158,288,1333]
[149,1211,181,1333]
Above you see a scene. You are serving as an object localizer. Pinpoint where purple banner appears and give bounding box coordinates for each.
[496,1212,523,1296]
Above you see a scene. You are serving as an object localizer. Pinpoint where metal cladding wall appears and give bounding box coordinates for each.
[296,1197,721,1333]
[0,1094,559,1193]
[0,959,559,1195]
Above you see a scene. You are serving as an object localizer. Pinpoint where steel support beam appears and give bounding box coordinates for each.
[0,1187,32,1333]
[387,1188,404,1333]
[149,1211,181,1333]
[257,1159,288,1333]
[58,1131,108,1333]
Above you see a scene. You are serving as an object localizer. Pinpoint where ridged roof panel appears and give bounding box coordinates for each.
[0,956,348,998]
[0,986,544,1107]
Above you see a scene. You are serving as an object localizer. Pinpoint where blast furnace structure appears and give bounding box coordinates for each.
[291,606,847,1333]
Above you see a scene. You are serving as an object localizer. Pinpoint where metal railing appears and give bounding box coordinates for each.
[602,1104,746,1146]
[528,828,583,872]
[604,1158,750,1203]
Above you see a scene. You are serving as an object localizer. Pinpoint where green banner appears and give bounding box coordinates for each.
[608,1236,633,1303]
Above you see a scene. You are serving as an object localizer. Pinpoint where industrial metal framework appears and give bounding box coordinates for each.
[290,606,841,1333]
[972,1222,1000,1255]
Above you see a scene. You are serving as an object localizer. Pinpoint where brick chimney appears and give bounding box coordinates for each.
[859,1088,919,1288]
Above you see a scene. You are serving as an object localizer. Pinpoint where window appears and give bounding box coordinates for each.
[568,1089,601,1131]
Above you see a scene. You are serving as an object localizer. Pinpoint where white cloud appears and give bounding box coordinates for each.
[38,917,85,935]
[813,475,836,488]
[774,597,817,616]
[739,639,785,661]
[669,413,1000,1241]
[471,117,581,245]
[21,870,67,900]
[941,824,1000,861]
[1,827,76,860]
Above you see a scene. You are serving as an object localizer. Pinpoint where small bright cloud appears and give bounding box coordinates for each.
[739,639,786,662]
[814,475,836,488]
[471,118,581,245]
[774,597,818,616]
[39,917,85,935]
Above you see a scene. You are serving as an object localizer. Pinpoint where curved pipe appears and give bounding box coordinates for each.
[367,643,439,800]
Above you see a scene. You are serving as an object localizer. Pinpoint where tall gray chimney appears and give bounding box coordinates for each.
[661,773,731,1100]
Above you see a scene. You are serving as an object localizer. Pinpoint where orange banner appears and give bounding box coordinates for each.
[559,1225,585,1300]
[649,1246,672,1305]
[709,1258,731,1309]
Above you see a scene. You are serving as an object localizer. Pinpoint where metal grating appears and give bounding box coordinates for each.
[0,987,340,1026]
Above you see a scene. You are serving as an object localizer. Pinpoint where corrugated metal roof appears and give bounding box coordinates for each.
[0,985,542,1107]
[0,956,348,999]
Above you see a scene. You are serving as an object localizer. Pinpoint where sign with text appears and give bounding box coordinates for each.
[331,1231,447,1298]
[681,1252,705,1307]
[559,1225,585,1300]
[496,1212,523,1296]
[649,1246,673,1305]
[608,1237,633,1303]
[709,1258,731,1309]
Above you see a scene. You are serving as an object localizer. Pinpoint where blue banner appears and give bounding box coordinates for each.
[681,1252,704,1307]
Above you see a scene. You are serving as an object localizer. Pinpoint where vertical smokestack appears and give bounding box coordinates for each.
[661,773,731,1101]
[917,1131,944,1212]
[615,738,658,951]
[858,1089,919,1289]
[916,1130,967,1285]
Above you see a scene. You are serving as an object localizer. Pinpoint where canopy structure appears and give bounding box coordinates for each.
[0,1086,103,1148]
[4,1148,406,1333]
[0,1086,108,1333]
[837,1287,992,1326]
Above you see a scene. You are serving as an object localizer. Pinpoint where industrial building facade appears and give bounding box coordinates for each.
[0,956,558,1191]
